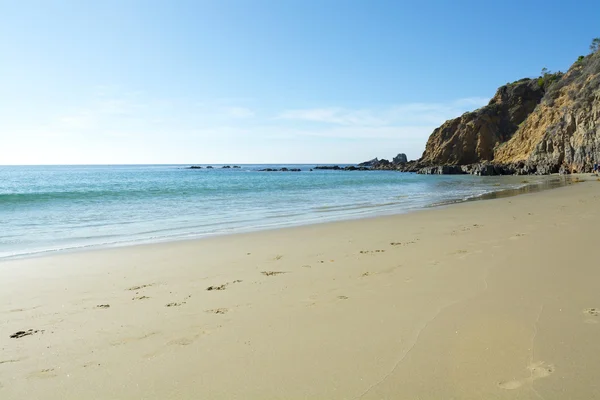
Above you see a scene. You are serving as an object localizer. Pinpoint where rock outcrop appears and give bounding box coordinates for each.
[412,47,600,174]
[393,153,408,164]
[358,158,379,167]
[420,78,547,166]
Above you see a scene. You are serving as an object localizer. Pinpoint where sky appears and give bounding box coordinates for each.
[1,0,598,165]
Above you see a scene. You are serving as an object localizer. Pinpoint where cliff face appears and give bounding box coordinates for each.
[495,52,600,173]
[416,49,600,174]
[420,79,546,165]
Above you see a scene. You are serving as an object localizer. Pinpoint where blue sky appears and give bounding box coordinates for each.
[1,0,597,164]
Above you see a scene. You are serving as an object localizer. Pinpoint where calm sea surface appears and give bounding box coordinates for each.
[0,165,563,260]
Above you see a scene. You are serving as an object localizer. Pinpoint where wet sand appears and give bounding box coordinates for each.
[1,175,599,399]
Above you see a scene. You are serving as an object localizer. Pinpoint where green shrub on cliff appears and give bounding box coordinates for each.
[537,68,563,89]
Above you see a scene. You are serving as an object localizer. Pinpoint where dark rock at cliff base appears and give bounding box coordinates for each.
[393,153,408,164]
[460,163,506,176]
[417,165,465,175]
[559,165,571,175]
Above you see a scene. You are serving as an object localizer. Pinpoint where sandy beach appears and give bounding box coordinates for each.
[1,177,600,399]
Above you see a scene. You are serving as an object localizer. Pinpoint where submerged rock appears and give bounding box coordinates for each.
[258,168,301,172]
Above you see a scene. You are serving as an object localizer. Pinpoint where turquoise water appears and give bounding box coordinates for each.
[0,165,551,260]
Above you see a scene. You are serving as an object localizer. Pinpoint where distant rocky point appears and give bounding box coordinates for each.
[187,165,241,169]
[358,158,379,167]
[259,168,301,172]
[357,153,408,170]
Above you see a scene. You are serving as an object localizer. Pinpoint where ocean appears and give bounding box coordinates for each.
[0,164,563,260]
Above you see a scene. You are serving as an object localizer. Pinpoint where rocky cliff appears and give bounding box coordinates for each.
[412,47,600,174]
[494,52,600,173]
[420,78,547,166]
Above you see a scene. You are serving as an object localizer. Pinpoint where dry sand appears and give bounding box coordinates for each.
[1,176,600,399]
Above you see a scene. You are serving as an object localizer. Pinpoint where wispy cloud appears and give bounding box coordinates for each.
[1,84,491,164]
[278,108,386,126]
[277,97,489,127]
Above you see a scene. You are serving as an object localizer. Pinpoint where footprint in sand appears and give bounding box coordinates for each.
[10,329,43,339]
[28,369,57,380]
[359,250,385,254]
[510,233,526,240]
[206,284,227,291]
[584,308,600,323]
[206,280,242,291]
[168,331,208,346]
[127,283,154,291]
[390,240,417,246]
[584,308,599,317]
[168,336,197,346]
[165,302,186,307]
[337,295,349,300]
[82,362,101,368]
[498,361,555,390]
[261,271,287,276]
[110,331,158,346]
[206,308,228,314]
[132,296,150,301]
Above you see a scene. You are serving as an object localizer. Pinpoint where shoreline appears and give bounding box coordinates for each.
[2,175,600,399]
[0,174,571,262]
